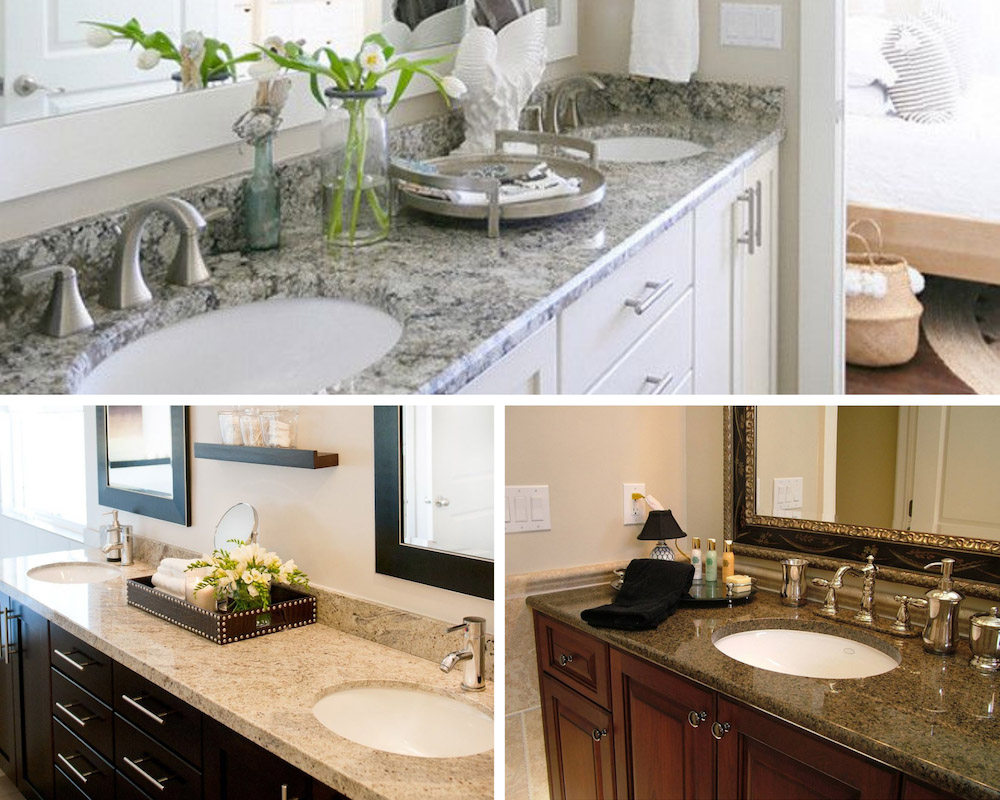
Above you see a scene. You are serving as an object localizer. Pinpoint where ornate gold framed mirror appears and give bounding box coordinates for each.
[725,406,1000,599]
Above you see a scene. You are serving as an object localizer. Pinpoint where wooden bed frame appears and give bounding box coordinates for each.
[848,204,1000,286]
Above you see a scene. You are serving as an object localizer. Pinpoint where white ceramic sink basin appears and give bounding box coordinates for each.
[77,298,402,394]
[596,136,707,164]
[27,562,121,584]
[312,686,492,758]
[714,627,901,680]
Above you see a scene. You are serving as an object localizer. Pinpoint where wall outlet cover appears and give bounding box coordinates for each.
[623,483,646,526]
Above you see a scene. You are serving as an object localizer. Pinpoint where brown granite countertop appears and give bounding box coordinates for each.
[0,550,493,800]
[527,585,999,800]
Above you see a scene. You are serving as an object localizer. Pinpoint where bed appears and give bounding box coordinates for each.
[846,76,1000,285]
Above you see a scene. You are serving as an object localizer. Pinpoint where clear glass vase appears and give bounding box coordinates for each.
[245,137,281,251]
[321,87,390,248]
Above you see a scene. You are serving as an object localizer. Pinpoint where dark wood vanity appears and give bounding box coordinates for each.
[533,611,963,800]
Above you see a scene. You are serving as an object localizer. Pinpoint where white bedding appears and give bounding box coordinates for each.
[846,77,1000,222]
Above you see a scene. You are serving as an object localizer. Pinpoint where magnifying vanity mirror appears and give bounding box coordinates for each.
[726,407,1000,597]
[96,406,190,526]
[374,406,493,599]
[214,503,259,551]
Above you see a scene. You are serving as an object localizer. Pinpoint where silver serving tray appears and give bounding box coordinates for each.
[390,130,606,238]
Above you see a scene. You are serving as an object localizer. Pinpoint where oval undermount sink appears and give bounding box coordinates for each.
[77,298,402,394]
[596,136,707,164]
[27,562,121,585]
[312,686,492,758]
[714,625,901,680]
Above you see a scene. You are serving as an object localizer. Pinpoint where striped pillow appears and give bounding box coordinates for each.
[472,0,534,32]
[920,8,971,91]
[882,19,960,124]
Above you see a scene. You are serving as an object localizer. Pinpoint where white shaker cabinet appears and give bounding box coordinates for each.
[458,320,558,394]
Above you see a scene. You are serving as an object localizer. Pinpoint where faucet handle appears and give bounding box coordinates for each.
[16,265,94,338]
[445,621,467,634]
[890,595,929,635]
[165,198,211,287]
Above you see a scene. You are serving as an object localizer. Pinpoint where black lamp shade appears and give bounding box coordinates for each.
[636,510,686,541]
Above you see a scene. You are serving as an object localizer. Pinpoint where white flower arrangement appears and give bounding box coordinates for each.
[188,540,308,613]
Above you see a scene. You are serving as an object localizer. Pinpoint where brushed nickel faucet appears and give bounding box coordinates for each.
[100,510,133,566]
[546,75,606,134]
[440,616,486,691]
[102,197,211,310]
[813,555,879,624]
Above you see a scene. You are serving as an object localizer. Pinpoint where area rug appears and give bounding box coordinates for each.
[921,277,1000,395]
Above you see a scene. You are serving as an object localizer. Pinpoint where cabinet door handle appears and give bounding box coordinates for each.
[711,721,731,740]
[643,373,675,395]
[687,710,707,728]
[281,785,300,800]
[56,702,96,727]
[53,648,94,672]
[558,653,574,666]
[754,180,763,248]
[57,752,97,784]
[591,728,608,742]
[123,756,173,792]
[624,279,675,316]
[737,189,756,255]
[1,608,18,665]
[121,693,173,725]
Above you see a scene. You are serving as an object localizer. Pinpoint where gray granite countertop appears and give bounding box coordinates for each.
[0,549,493,800]
[528,585,1000,800]
[0,109,782,394]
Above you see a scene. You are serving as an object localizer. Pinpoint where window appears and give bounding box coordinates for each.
[0,404,88,537]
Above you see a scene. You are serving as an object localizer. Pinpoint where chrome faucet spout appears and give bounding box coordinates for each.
[442,616,486,691]
[440,650,474,673]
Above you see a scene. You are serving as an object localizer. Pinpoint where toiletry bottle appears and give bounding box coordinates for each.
[705,539,718,582]
[691,537,703,581]
[922,559,964,655]
[722,540,735,582]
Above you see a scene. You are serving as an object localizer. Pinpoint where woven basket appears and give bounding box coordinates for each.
[846,220,923,367]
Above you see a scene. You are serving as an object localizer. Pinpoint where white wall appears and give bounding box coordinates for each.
[87,405,493,629]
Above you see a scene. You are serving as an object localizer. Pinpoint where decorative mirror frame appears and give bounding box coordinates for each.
[374,406,493,600]
[725,406,1000,598]
[96,406,191,527]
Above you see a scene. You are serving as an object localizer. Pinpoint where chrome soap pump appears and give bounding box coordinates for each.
[922,558,963,655]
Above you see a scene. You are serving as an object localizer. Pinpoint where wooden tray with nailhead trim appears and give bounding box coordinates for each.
[126,576,317,645]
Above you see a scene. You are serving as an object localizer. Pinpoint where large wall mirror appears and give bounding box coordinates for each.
[96,406,190,526]
[374,405,493,599]
[726,407,1000,595]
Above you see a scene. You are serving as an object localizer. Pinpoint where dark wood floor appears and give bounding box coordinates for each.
[846,331,974,395]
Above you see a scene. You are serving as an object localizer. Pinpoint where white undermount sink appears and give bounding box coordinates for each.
[595,136,707,164]
[312,686,492,758]
[27,562,121,585]
[76,298,402,394]
[714,626,901,680]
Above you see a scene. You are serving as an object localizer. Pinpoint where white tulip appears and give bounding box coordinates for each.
[359,43,387,75]
[441,75,468,99]
[182,30,206,59]
[136,48,162,70]
[86,26,114,49]
[262,35,285,53]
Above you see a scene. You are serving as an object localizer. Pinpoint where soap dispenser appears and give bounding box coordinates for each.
[922,559,963,655]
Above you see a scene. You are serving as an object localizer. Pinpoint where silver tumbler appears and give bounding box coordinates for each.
[780,558,809,607]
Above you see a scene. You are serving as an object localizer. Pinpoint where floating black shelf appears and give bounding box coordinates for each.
[193,443,339,469]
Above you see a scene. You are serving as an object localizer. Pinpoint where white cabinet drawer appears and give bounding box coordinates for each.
[459,320,557,394]
[559,215,694,393]
[672,371,693,395]
[587,291,693,395]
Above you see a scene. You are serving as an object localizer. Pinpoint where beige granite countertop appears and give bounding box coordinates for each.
[528,585,1000,800]
[0,549,493,800]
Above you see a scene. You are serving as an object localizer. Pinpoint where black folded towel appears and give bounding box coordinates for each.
[581,559,695,631]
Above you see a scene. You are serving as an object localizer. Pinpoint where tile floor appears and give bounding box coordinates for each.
[0,774,24,799]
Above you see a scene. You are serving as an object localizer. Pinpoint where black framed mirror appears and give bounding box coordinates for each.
[96,406,191,526]
[374,406,493,600]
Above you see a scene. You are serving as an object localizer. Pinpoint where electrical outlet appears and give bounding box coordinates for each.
[623,483,646,526]
[505,486,550,533]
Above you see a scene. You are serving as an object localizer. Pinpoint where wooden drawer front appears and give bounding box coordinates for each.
[900,777,961,799]
[118,772,157,800]
[114,662,203,768]
[560,214,694,394]
[52,668,114,762]
[54,718,116,800]
[116,716,202,800]
[587,291,693,395]
[51,625,113,703]
[54,764,92,800]
[535,613,611,709]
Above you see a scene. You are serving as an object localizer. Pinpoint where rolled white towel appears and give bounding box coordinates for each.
[159,557,196,574]
[151,571,187,597]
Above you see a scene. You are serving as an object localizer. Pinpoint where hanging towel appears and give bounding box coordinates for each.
[581,559,695,631]
[629,0,700,83]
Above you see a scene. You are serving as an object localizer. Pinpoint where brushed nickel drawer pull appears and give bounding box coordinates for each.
[558,653,574,666]
[56,701,96,727]
[53,648,94,672]
[591,728,608,742]
[688,710,707,728]
[711,721,731,740]
[123,756,172,792]
[281,786,300,800]
[624,279,675,316]
[57,752,97,784]
[122,693,173,724]
[643,373,675,395]
[754,180,763,248]
[737,189,756,256]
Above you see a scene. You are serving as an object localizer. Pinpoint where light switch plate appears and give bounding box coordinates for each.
[623,483,646,526]
[720,3,783,49]
[773,477,803,514]
[506,486,550,533]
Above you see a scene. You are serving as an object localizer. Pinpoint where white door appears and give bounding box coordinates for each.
[905,407,1000,541]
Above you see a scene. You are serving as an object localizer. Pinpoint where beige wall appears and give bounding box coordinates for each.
[756,406,832,520]
[836,406,899,529]
[86,406,493,630]
[579,0,801,392]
